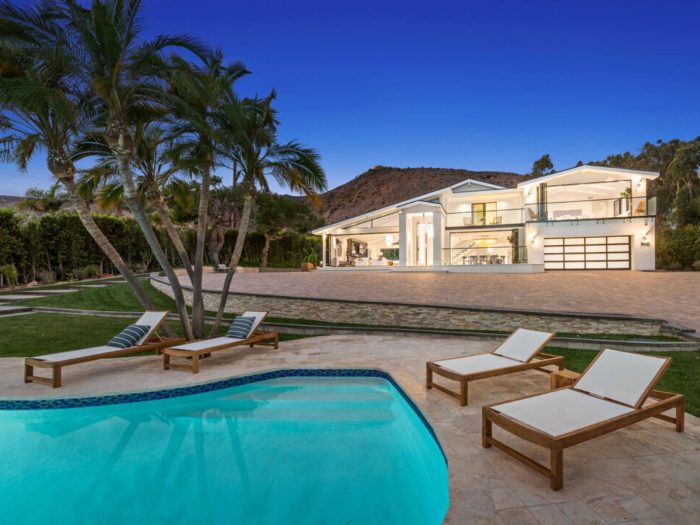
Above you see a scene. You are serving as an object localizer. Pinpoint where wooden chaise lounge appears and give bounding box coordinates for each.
[426,328,562,406]
[162,311,278,373]
[24,311,181,388]
[482,349,685,490]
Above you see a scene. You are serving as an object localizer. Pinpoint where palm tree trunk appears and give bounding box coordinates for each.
[190,165,212,338]
[151,194,194,281]
[260,233,271,270]
[62,178,155,307]
[209,193,253,336]
[114,146,194,340]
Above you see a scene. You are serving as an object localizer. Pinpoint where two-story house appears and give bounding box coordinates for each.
[312,165,658,272]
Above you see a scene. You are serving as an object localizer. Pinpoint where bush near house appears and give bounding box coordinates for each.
[656,225,700,270]
[0,208,321,286]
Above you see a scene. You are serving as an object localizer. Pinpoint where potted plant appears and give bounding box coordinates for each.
[300,247,319,271]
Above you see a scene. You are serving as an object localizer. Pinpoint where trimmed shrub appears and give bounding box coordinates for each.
[656,225,700,269]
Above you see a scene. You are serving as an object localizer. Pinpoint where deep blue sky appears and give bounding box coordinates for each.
[2,0,699,195]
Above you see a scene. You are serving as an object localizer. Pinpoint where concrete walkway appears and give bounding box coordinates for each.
[2,335,698,524]
[190,270,700,333]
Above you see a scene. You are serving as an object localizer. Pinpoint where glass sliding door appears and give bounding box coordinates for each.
[471,202,497,226]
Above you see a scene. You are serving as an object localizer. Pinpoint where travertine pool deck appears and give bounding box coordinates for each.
[191,270,700,334]
[2,335,698,523]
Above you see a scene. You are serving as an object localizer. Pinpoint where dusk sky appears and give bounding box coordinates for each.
[2,0,699,195]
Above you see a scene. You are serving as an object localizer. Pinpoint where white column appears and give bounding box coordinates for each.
[432,210,443,266]
[398,211,408,267]
[321,233,327,267]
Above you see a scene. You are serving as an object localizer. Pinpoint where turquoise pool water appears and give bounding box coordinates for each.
[1,375,448,524]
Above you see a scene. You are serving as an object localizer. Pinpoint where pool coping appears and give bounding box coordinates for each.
[0,367,448,464]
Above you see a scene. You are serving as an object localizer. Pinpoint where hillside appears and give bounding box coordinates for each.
[319,166,524,224]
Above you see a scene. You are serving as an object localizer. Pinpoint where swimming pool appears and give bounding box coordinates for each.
[1,370,448,524]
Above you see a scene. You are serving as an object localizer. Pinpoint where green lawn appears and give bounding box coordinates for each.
[546,346,700,417]
[14,280,177,311]
[0,313,304,358]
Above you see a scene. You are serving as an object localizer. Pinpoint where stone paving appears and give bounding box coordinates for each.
[191,270,700,333]
[2,334,699,524]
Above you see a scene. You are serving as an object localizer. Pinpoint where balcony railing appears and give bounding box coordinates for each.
[443,245,527,265]
[445,207,524,227]
[524,196,655,222]
[445,196,656,227]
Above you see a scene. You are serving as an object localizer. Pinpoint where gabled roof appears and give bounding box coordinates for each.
[312,177,506,234]
[518,165,659,187]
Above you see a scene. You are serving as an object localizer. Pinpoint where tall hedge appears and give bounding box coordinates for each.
[656,225,700,269]
[0,208,320,285]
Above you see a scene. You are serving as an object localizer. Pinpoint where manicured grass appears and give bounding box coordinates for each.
[14,280,177,311]
[0,312,305,358]
[547,346,700,417]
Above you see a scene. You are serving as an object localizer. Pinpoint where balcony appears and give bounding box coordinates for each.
[525,196,656,222]
[445,207,524,228]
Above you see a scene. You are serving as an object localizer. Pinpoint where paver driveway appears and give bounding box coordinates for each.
[194,270,700,333]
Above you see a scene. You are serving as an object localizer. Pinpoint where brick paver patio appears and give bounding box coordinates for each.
[2,334,699,523]
[195,270,700,334]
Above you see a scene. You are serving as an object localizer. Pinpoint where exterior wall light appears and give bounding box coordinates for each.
[385,234,394,247]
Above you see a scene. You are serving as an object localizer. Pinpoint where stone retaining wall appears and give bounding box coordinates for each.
[151,277,663,336]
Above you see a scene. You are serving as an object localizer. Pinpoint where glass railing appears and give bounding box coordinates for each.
[443,245,528,265]
[524,196,654,222]
[444,197,656,227]
[445,207,524,227]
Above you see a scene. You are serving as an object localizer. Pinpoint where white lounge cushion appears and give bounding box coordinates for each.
[169,337,243,352]
[492,389,632,437]
[133,311,169,345]
[433,354,520,375]
[35,346,119,362]
[494,328,553,363]
[574,349,669,407]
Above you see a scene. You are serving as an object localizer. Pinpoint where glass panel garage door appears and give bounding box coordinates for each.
[543,236,631,270]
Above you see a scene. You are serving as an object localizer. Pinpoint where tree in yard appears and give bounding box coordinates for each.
[0,0,156,311]
[65,0,211,340]
[529,154,555,178]
[209,93,327,335]
[254,193,322,270]
[18,184,68,213]
[78,124,196,280]
[158,51,247,338]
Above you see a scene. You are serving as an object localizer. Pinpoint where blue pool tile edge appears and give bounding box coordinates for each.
[0,368,447,464]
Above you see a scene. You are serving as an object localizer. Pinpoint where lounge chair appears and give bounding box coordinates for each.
[162,311,278,373]
[426,328,561,406]
[24,311,180,388]
[482,349,685,490]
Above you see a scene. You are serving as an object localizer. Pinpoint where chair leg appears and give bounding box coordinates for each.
[191,355,200,374]
[52,367,61,389]
[460,379,469,406]
[425,365,433,389]
[24,363,33,383]
[550,448,563,490]
[274,334,279,349]
[163,353,170,370]
[482,412,492,448]
[676,400,685,432]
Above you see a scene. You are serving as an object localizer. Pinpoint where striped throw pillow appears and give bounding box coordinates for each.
[106,324,150,349]
[227,316,256,339]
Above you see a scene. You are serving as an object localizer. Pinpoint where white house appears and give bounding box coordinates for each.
[312,165,658,272]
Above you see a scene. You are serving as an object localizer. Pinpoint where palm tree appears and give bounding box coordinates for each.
[159,52,247,337]
[78,124,196,279]
[209,93,327,334]
[18,183,68,213]
[0,0,157,312]
[65,0,210,340]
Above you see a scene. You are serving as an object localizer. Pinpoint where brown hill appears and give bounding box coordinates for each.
[319,166,524,224]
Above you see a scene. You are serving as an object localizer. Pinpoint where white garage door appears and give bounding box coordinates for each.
[544,236,631,270]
